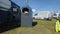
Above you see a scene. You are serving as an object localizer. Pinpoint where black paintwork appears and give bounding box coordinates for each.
[0,0,21,33]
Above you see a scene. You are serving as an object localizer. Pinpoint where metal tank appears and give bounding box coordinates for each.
[21,6,32,26]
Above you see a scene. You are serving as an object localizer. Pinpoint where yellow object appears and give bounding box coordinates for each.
[55,20,60,32]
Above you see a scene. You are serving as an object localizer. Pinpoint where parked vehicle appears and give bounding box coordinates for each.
[0,0,21,33]
[33,11,52,20]
[0,0,21,23]
[53,13,60,20]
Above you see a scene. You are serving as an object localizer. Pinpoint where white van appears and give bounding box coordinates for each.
[33,11,52,20]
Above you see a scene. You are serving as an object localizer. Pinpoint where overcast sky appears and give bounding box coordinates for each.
[12,0,60,13]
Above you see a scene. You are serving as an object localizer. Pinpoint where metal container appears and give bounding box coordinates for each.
[21,6,32,26]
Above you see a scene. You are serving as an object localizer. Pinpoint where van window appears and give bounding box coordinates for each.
[0,6,9,11]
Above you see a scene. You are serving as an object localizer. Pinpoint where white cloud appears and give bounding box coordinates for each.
[32,9,36,12]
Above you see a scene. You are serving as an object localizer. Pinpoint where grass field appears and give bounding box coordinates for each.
[1,18,60,34]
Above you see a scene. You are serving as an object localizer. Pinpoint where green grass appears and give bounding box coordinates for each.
[1,18,60,34]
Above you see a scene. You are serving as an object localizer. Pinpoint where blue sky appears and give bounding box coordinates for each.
[12,0,60,13]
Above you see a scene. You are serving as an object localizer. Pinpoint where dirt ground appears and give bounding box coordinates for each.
[1,19,60,34]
